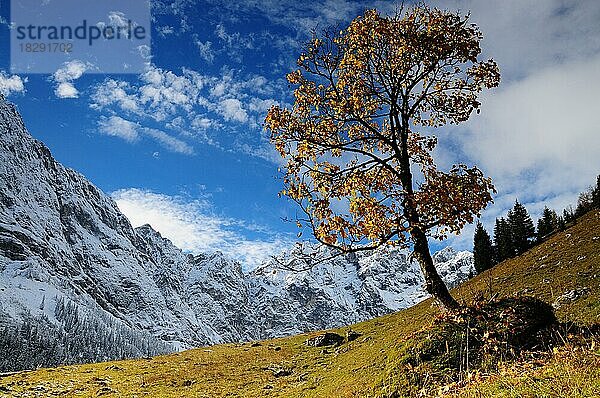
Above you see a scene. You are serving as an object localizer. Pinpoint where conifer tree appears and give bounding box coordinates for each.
[508,200,535,255]
[493,217,513,262]
[536,206,558,242]
[592,174,600,208]
[575,190,593,218]
[473,221,494,274]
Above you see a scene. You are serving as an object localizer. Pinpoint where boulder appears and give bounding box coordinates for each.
[305,332,344,347]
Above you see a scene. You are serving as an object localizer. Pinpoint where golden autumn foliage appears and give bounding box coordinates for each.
[265,6,500,255]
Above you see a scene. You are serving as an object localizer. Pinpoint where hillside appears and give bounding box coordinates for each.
[1,210,599,397]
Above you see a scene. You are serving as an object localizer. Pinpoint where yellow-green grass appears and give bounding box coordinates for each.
[1,211,599,398]
[450,339,600,398]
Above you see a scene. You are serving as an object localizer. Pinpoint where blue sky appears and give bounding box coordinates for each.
[1,0,600,269]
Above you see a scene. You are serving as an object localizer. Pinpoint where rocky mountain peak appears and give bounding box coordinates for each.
[432,246,457,262]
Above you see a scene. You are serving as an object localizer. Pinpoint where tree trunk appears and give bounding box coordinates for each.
[411,226,460,312]
[394,114,460,312]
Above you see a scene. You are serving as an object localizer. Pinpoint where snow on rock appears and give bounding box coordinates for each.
[247,243,473,338]
[0,96,474,359]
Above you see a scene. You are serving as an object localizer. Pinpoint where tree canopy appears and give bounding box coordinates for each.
[266,5,500,310]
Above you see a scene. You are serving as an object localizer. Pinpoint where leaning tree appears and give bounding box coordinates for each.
[265,5,500,310]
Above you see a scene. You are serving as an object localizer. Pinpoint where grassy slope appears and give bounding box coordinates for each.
[1,210,599,398]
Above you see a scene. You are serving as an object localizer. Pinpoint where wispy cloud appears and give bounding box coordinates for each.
[112,188,293,270]
[151,0,195,34]
[144,127,194,155]
[196,40,215,63]
[107,11,129,28]
[91,79,140,113]
[97,115,193,155]
[0,71,27,96]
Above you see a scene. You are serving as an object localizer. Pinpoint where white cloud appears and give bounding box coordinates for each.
[236,141,282,164]
[157,25,175,36]
[191,116,215,130]
[0,72,26,96]
[219,98,248,123]
[439,0,600,79]
[91,64,279,124]
[248,97,278,113]
[52,60,92,98]
[215,24,254,50]
[91,65,205,121]
[98,115,140,142]
[112,188,292,270]
[462,56,600,189]
[138,66,203,116]
[196,40,215,63]
[151,0,194,34]
[91,79,140,113]
[207,0,375,38]
[54,82,79,99]
[53,60,89,82]
[97,116,194,154]
[144,128,194,155]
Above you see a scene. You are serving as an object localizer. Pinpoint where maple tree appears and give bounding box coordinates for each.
[265,5,500,310]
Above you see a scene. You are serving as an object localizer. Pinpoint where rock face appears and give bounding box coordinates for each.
[0,96,474,365]
[0,96,201,354]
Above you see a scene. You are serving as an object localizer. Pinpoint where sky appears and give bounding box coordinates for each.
[1,0,599,270]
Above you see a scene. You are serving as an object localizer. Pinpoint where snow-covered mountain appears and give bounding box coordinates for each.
[248,243,473,338]
[0,95,474,369]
